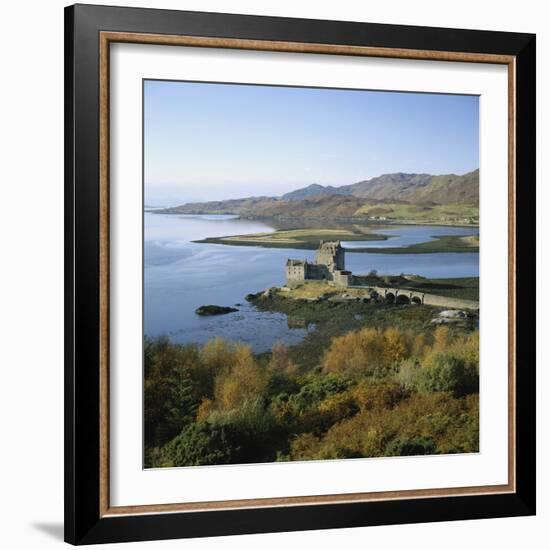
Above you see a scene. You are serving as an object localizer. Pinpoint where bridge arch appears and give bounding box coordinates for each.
[396,294,410,305]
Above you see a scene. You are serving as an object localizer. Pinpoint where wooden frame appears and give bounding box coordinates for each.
[65,3,536,545]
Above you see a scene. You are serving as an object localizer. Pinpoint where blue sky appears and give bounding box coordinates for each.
[144,80,479,206]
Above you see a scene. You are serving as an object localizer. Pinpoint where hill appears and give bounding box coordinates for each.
[159,194,367,219]
[156,169,479,223]
[241,194,367,218]
[343,173,434,200]
[157,196,279,215]
[282,183,351,200]
[406,170,479,204]
[286,170,479,205]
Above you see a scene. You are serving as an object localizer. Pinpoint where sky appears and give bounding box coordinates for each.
[144,80,479,206]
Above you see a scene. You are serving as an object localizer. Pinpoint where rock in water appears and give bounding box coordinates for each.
[195,305,239,316]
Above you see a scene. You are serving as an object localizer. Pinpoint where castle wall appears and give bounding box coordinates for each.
[285,262,333,286]
[286,263,306,286]
[315,243,345,271]
[306,264,330,280]
[286,242,346,287]
[333,270,352,287]
[334,247,345,270]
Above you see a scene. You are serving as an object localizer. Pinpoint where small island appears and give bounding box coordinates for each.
[194,227,479,255]
[281,240,478,308]
[195,305,239,316]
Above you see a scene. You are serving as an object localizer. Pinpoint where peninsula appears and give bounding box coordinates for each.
[154,170,479,226]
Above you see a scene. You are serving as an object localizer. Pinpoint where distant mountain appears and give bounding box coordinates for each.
[405,170,479,204]
[157,194,366,219]
[344,173,434,200]
[158,196,279,215]
[283,170,479,205]
[282,183,351,201]
[242,194,367,218]
[157,169,479,221]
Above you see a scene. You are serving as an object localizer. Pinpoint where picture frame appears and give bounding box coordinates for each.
[64,3,536,545]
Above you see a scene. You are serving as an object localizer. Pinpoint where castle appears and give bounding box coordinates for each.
[285,241,353,288]
[283,240,478,311]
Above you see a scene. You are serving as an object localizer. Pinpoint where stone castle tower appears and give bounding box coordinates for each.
[286,240,350,287]
[315,240,345,272]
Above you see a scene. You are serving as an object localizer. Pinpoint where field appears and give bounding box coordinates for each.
[395,276,479,300]
[195,227,388,249]
[352,235,479,254]
[354,201,479,224]
[195,227,478,254]
[277,276,479,302]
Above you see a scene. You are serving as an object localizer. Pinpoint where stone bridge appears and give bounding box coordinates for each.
[353,285,479,311]
[370,286,426,305]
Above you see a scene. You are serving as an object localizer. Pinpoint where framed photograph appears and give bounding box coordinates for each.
[64,4,536,545]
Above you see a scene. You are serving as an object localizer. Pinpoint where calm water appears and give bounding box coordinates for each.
[144,214,479,351]
[342,225,479,249]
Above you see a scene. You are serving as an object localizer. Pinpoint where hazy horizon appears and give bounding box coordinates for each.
[144,166,480,208]
[144,80,479,206]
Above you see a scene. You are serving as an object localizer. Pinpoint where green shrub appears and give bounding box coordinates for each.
[416,352,478,397]
[288,373,349,414]
[395,358,421,390]
[265,370,300,398]
[385,436,436,456]
[160,422,240,467]
[144,337,200,448]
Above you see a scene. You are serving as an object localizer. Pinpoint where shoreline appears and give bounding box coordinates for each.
[150,210,479,229]
[246,279,479,368]
[194,233,479,255]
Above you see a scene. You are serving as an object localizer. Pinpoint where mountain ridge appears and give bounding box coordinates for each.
[156,169,479,222]
[282,170,478,204]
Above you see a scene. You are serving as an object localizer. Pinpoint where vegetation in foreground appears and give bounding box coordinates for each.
[145,319,479,468]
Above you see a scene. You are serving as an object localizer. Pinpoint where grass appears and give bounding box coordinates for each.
[395,277,479,301]
[354,202,479,224]
[194,227,388,249]
[280,281,338,299]
[280,280,388,300]
[352,235,479,254]
[279,276,479,302]
[196,227,478,254]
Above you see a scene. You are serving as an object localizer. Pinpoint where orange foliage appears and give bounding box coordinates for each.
[322,327,414,376]
[213,343,267,411]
